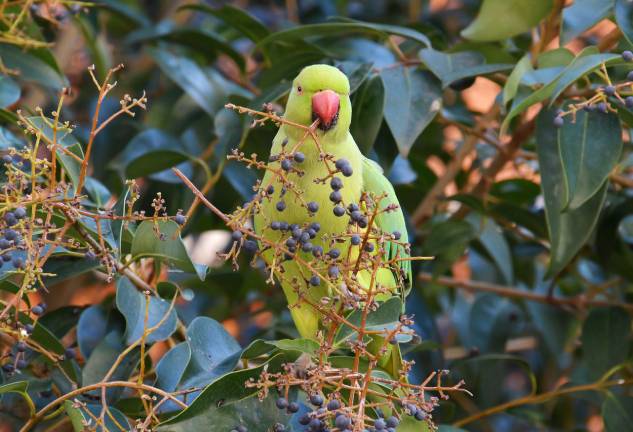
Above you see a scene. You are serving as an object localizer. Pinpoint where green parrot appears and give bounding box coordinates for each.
[253,64,411,376]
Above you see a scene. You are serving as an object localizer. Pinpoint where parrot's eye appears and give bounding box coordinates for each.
[296,85,303,95]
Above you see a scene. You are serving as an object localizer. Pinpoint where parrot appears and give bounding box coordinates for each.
[253,64,411,377]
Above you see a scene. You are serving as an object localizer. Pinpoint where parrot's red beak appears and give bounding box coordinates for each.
[311,90,340,131]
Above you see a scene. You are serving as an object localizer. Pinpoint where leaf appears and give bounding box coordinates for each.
[178,4,270,42]
[337,61,373,93]
[558,109,622,210]
[561,0,615,45]
[581,307,631,380]
[116,277,178,345]
[65,400,131,432]
[115,129,191,179]
[603,393,633,432]
[131,220,206,280]
[380,66,441,156]
[503,54,533,106]
[461,0,553,42]
[351,75,384,154]
[0,75,20,108]
[0,44,67,89]
[272,338,320,355]
[419,48,513,88]
[77,305,108,359]
[469,294,523,353]
[502,49,620,133]
[179,317,242,388]
[0,382,34,416]
[155,342,191,392]
[536,109,609,277]
[96,0,151,27]
[335,297,402,345]
[467,214,514,284]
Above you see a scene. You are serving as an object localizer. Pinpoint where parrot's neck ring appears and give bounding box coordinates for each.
[312,109,339,132]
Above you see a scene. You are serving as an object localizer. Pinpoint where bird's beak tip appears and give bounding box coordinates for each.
[312,90,340,129]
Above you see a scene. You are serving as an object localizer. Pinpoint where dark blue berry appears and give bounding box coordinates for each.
[276,201,286,212]
[335,415,351,429]
[414,410,426,421]
[13,208,25,219]
[358,216,367,228]
[276,397,288,409]
[386,417,399,428]
[350,210,362,222]
[0,239,9,249]
[330,177,343,190]
[281,159,292,171]
[31,305,43,316]
[623,50,633,61]
[307,201,319,213]
[341,164,353,177]
[364,243,375,253]
[266,185,274,195]
[312,246,323,257]
[293,152,305,163]
[307,228,316,239]
[628,70,633,81]
[4,213,16,226]
[626,97,633,109]
[333,206,345,217]
[232,231,243,242]
[2,155,12,164]
[598,102,608,113]
[310,393,324,406]
[604,85,616,96]
[2,254,10,262]
[335,159,349,170]
[327,399,341,411]
[392,231,402,240]
[12,257,24,269]
[329,190,342,203]
[328,248,340,259]
[279,221,289,231]
[285,238,297,248]
[309,275,320,286]
[299,414,311,425]
[16,341,26,352]
[243,240,258,253]
[174,214,186,225]
[328,266,339,278]
[292,228,303,239]
[2,363,14,373]
[348,203,359,212]
[308,418,321,430]
[310,222,320,232]
[271,221,281,230]
[24,324,33,334]
[374,418,386,430]
[299,232,310,243]
[351,234,361,245]
[302,242,313,252]
[553,116,564,128]
[287,402,299,413]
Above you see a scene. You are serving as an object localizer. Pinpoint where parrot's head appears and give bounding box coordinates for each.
[284,64,351,140]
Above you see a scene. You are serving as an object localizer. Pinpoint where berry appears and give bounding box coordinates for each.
[603,85,616,96]
[386,417,399,428]
[4,213,16,226]
[348,203,359,212]
[293,152,305,163]
[341,164,353,177]
[279,221,289,231]
[309,222,320,232]
[392,231,402,240]
[598,102,608,113]
[231,231,243,242]
[307,228,316,239]
[623,50,633,61]
[329,190,342,203]
[350,210,362,222]
[1,254,10,262]
[553,116,564,128]
[308,418,321,430]
[86,251,96,260]
[174,214,186,225]
[276,201,286,212]
[299,414,311,425]
[307,201,319,213]
[351,234,361,245]
[364,243,375,253]
[271,221,281,230]
[335,415,351,429]
[292,227,303,239]
[328,266,339,278]
[266,185,275,195]
[12,257,24,269]
[414,410,427,421]
[309,275,321,286]
[374,418,386,430]
[628,70,633,81]
[2,363,14,373]
[333,206,345,217]
[300,232,310,243]
[626,96,633,109]
[13,207,26,219]
[335,158,349,170]
[310,393,324,406]
[328,248,341,259]
[31,305,43,316]
[24,324,34,334]
[64,348,76,360]
[0,239,9,249]
[236,426,247,432]
[327,399,341,411]
[312,246,323,257]
[276,397,288,409]
[287,402,299,413]
[302,242,313,252]
[285,238,297,248]
[16,341,26,352]
[2,155,12,164]
[330,177,343,190]
[16,359,27,369]
[449,76,476,91]
[243,240,258,253]
[281,138,288,146]
[281,159,292,171]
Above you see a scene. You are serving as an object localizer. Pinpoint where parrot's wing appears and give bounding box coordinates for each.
[361,157,412,298]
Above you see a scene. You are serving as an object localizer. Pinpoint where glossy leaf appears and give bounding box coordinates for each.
[351,75,385,154]
[380,66,441,156]
[0,382,34,416]
[77,305,108,359]
[461,0,553,42]
[0,75,20,108]
[65,400,131,432]
[581,307,631,380]
[179,4,270,41]
[603,394,633,432]
[536,109,609,277]
[131,220,206,280]
[116,276,177,345]
[155,342,191,392]
[562,0,615,44]
[467,214,514,284]
[0,44,67,89]
[335,297,402,344]
[503,54,533,105]
[558,109,622,210]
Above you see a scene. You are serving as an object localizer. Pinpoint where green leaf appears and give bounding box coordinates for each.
[603,393,633,432]
[419,48,513,88]
[581,307,631,380]
[616,0,633,46]
[337,61,373,93]
[351,75,384,154]
[469,294,523,352]
[65,400,131,432]
[461,0,553,42]
[179,317,242,388]
[155,342,191,392]
[96,0,151,27]
[0,44,67,89]
[561,0,615,45]
[380,66,441,156]
[0,75,20,108]
[131,220,207,280]
[116,129,191,179]
[536,108,609,277]
[116,276,177,345]
[503,54,533,106]
[77,305,108,359]
[558,109,622,210]
[0,381,34,416]
[178,4,270,42]
[335,297,402,345]
[272,338,320,355]
[467,214,514,284]
[502,49,620,133]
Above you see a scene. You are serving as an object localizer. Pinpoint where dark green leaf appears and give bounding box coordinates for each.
[380,66,441,156]
[351,75,384,154]
[0,75,20,108]
[469,295,523,352]
[581,307,631,380]
[178,4,270,41]
[155,342,191,392]
[503,54,533,105]
[77,305,108,359]
[561,0,615,45]
[0,44,67,89]
[335,297,402,345]
[467,214,514,284]
[461,0,553,42]
[0,381,34,415]
[65,400,131,432]
[558,109,621,209]
[603,393,633,432]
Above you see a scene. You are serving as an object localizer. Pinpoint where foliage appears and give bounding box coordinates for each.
[0,0,632,431]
